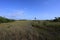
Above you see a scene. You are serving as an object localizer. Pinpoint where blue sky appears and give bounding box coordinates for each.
[0,0,60,20]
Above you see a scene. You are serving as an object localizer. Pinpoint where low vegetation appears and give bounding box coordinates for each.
[0,16,15,23]
[0,16,60,40]
[31,17,60,40]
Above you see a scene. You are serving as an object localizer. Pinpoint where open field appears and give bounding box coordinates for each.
[0,20,60,40]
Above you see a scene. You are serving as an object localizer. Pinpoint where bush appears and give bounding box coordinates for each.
[31,20,41,28]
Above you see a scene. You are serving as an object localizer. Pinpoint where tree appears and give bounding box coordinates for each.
[0,16,15,23]
[34,17,37,20]
[53,17,60,22]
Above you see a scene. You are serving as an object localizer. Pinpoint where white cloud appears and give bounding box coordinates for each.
[11,10,24,17]
[0,8,25,19]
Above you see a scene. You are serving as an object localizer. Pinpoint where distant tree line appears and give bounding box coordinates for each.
[31,17,60,29]
[52,17,60,22]
[49,17,60,22]
[0,16,15,23]
[33,17,60,22]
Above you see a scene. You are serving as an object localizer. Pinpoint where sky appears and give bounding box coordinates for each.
[0,0,60,20]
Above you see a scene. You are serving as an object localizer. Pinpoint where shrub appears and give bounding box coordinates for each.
[31,20,41,28]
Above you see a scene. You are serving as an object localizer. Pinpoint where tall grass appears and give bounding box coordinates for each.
[31,20,60,40]
[0,20,59,40]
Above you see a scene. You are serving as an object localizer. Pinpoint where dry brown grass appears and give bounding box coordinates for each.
[0,20,59,40]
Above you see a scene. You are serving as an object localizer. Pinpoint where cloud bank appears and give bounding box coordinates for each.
[0,8,25,19]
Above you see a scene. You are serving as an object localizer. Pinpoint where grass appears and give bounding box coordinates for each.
[0,20,60,40]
